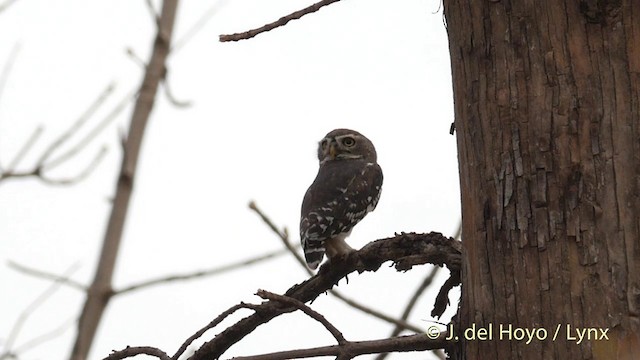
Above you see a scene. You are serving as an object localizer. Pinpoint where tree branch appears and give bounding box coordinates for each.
[2,264,80,359]
[114,248,289,296]
[104,346,171,360]
[7,260,86,291]
[229,333,450,360]
[70,1,180,359]
[219,0,342,42]
[257,289,346,345]
[249,201,425,333]
[189,232,461,360]
[172,303,258,360]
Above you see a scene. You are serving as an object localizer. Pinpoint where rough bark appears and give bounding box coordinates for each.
[444,0,640,359]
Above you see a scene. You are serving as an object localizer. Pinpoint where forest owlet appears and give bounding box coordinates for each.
[300,128,383,269]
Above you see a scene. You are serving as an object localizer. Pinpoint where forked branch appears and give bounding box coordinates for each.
[189,231,461,359]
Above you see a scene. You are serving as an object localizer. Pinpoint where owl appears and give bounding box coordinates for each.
[300,128,383,270]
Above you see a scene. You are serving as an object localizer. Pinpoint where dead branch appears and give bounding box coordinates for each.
[172,303,258,360]
[375,266,441,360]
[189,231,461,360]
[219,0,342,42]
[229,333,450,360]
[104,346,171,360]
[10,317,75,358]
[8,246,289,297]
[257,289,346,345]
[70,1,180,359]
[172,0,229,52]
[7,261,86,291]
[1,265,79,359]
[0,82,116,186]
[249,201,425,333]
[113,248,289,296]
[431,271,460,318]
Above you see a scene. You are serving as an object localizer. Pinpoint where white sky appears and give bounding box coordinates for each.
[0,0,460,359]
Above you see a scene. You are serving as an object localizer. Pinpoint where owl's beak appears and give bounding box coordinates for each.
[328,143,337,160]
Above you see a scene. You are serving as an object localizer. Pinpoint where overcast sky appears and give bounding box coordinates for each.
[0,0,459,359]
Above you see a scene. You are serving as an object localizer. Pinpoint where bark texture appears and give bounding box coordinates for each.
[444,0,640,359]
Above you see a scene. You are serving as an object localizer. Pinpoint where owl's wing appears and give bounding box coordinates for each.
[300,161,383,269]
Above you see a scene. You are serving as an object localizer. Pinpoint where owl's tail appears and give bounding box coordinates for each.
[303,246,325,270]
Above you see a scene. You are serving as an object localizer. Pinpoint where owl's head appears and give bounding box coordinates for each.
[317,128,377,164]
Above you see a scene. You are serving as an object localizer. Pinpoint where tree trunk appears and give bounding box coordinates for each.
[444,0,640,358]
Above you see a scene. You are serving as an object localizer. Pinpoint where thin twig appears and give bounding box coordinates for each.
[0,43,19,110]
[11,317,76,356]
[36,83,115,168]
[6,126,43,171]
[257,290,346,345]
[172,0,230,52]
[7,261,86,291]
[144,0,160,25]
[3,264,80,352]
[374,266,440,360]
[44,86,135,171]
[172,303,257,360]
[329,290,423,333]
[248,201,424,333]
[115,247,289,296]
[41,146,108,186]
[219,0,342,42]
[161,74,191,108]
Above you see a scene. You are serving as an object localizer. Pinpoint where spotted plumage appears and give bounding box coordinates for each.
[300,129,383,270]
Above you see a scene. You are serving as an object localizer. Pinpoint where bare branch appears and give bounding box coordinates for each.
[144,0,160,25]
[219,0,342,42]
[249,201,424,333]
[172,0,230,52]
[3,264,80,354]
[431,271,460,319]
[71,1,181,358]
[0,0,19,13]
[161,78,191,108]
[36,83,115,168]
[0,43,19,111]
[257,289,346,345]
[188,232,461,359]
[104,346,171,360]
[328,291,423,333]
[114,248,289,296]
[5,126,43,171]
[0,83,118,186]
[375,266,440,360]
[7,261,86,291]
[229,333,450,360]
[41,145,108,186]
[11,317,75,356]
[125,48,147,69]
[44,86,134,172]
[172,303,257,360]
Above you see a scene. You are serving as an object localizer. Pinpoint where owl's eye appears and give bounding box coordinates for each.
[342,137,356,147]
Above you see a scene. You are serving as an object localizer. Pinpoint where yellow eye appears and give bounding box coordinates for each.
[342,137,355,147]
